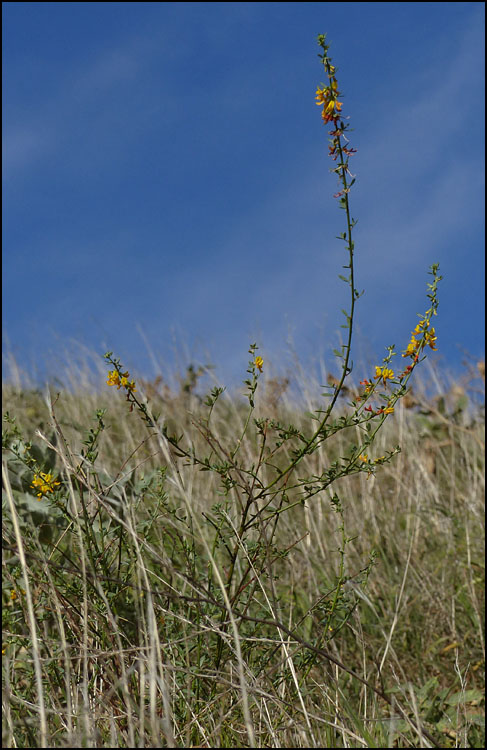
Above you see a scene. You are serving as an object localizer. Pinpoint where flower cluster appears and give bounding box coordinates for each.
[315,80,343,124]
[376,405,395,415]
[358,453,388,479]
[31,471,61,500]
[359,453,385,465]
[402,318,437,361]
[374,366,395,386]
[355,370,395,415]
[104,353,157,423]
[107,369,137,392]
[316,34,357,200]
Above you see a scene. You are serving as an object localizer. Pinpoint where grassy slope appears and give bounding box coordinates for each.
[2,357,485,748]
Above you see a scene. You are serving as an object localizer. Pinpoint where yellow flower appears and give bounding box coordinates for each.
[325,99,343,114]
[254,356,264,373]
[120,372,136,391]
[315,86,329,105]
[384,407,395,414]
[413,320,428,335]
[108,367,136,392]
[31,471,61,499]
[424,327,437,350]
[374,366,394,385]
[359,454,368,463]
[107,369,121,388]
[402,336,420,358]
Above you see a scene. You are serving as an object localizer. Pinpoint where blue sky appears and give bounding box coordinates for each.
[3,2,485,391]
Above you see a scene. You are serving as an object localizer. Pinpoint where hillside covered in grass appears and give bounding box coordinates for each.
[2,353,484,748]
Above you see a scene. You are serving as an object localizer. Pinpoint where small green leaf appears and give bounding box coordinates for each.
[446,689,484,706]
